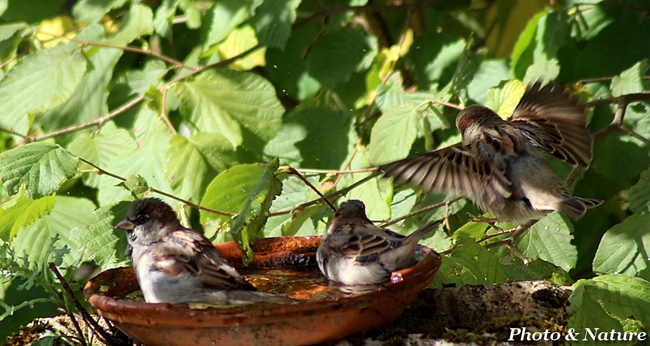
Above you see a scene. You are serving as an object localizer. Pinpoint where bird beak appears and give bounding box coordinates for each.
[116,218,135,231]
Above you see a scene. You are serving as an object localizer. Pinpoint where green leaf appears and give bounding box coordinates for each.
[568,281,626,342]
[516,213,577,271]
[38,27,123,136]
[153,0,178,38]
[201,0,252,52]
[0,143,79,198]
[0,46,87,135]
[0,194,55,241]
[164,133,237,202]
[501,259,574,285]
[510,9,545,79]
[572,276,650,328]
[368,101,420,165]
[201,161,282,262]
[106,3,154,46]
[97,107,172,206]
[433,234,508,287]
[307,27,374,88]
[175,69,284,150]
[72,0,127,24]
[229,158,282,264]
[281,106,355,169]
[611,60,649,97]
[252,0,300,49]
[629,167,650,214]
[340,146,392,221]
[118,175,151,200]
[10,196,96,271]
[67,202,130,269]
[593,213,650,279]
[67,122,138,188]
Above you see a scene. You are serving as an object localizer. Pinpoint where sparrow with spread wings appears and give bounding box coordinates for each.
[379,82,602,224]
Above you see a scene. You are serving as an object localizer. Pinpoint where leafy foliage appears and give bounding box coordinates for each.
[0,0,649,342]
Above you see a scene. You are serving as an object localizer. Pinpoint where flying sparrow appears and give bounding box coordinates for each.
[379,82,602,224]
[116,197,293,304]
[317,199,442,286]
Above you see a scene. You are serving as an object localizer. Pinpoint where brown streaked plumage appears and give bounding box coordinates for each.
[316,200,442,285]
[117,198,293,304]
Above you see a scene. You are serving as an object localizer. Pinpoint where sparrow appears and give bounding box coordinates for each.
[379,82,603,224]
[116,197,293,304]
[317,199,442,285]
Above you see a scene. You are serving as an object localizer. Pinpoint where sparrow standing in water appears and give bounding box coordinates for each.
[117,198,292,304]
[379,82,602,224]
[317,200,442,285]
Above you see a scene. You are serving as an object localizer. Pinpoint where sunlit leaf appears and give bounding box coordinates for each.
[0,143,79,198]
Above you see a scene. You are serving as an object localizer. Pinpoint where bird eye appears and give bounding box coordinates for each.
[134,213,150,225]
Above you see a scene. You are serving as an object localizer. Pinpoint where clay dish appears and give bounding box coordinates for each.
[84,236,441,346]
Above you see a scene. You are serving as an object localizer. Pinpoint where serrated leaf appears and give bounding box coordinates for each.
[153,0,177,38]
[201,160,282,263]
[611,60,649,97]
[307,27,374,88]
[629,167,650,214]
[0,143,79,198]
[118,175,151,199]
[72,0,127,24]
[0,47,87,135]
[568,282,625,340]
[39,29,123,135]
[283,106,355,169]
[174,69,283,150]
[106,3,154,46]
[0,194,55,241]
[593,213,650,279]
[501,259,573,285]
[340,146,391,221]
[571,276,650,329]
[485,79,525,119]
[10,197,96,271]
[252,0,300,49]
[67,122,138,188]
[164,133,236,202]
[516,213,577,271]
[201,0,251,52]
[434,234,508,286]
[368,101,420,165]
[217,25,266,70]
[97,107,172,206]
[265,174,326,237]
[68,201,131,269]
[231,158,282,263]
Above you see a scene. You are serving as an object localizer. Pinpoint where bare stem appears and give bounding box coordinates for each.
[78,158,237,217]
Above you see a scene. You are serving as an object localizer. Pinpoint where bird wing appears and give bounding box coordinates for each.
[336,229,402,264]
[379,144,512,208]
[151,230,256,291]
[509,82,593,167]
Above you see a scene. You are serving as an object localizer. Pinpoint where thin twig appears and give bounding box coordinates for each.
[36,31,193,70]
[159,87,177,135]
[431,98,463,110]
[169,44,264,83]
[380,196,463,227]
[78,158,237,217]
[34,96,145,141]
[294,167,376,174]
[284,167,337,211]
[48,263,109,346]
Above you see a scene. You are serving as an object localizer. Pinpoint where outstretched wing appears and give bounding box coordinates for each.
[379,145,512,209]
[509,82,593,167]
